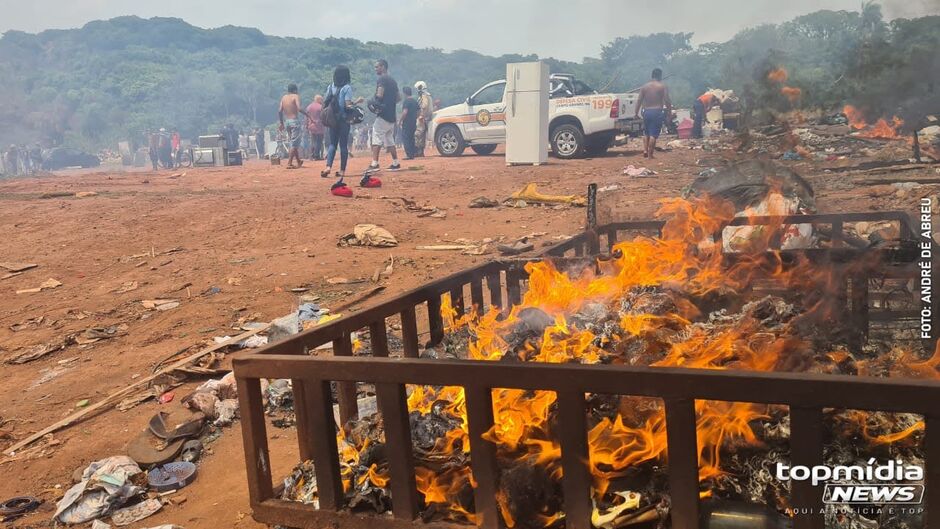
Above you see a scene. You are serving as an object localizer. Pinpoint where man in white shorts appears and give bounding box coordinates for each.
[364,59,400,187]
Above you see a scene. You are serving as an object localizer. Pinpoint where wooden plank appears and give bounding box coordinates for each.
[292,380,316,462]
[449,285,465,318]
[369,320,389,358]
[233,356,940,416]
[236,377,274,504]
[427,295,444,347]
[470,278,485,316]
[557,389,592,529]
[5,323,270,455]
[790,406,824,529]
[465,386,500,529]
[376,382,419,519]
[506,270,522,307]
[400,307,420,358]
[333,333,359,425]
[665,398,699,529]
[486,272,502,311]
[306,378,344,510]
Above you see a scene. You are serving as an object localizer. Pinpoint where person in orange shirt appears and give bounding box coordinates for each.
[693,92,719,139]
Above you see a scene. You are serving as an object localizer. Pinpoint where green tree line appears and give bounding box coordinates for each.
[0,4,936,150]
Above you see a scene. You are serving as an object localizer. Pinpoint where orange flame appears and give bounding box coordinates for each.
[337,196,938,526]
[843,105,905,139]
[767,68,788,83]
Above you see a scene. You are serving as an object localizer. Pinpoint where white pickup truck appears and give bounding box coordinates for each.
[431,73,641,159]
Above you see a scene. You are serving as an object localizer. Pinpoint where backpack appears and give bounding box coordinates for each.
[320,85,343,129]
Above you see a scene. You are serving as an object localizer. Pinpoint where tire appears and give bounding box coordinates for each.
[550,124,585,159]
[470,144,497,156]
[435,125,466,157]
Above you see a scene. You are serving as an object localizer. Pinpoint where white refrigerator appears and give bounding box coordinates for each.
[505,61,549,165]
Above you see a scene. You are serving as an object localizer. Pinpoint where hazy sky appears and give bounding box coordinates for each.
[1,0,938,61]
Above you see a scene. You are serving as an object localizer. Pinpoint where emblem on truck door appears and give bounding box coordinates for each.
[476,109,491,126]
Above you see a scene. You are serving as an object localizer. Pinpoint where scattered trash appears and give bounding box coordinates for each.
[148,410,206,443]
[141,299,180,311]
[622,165,657,177]
[54,456,144,524]
[509,183,586,206]
[371,256,395,282]
[415,245,477,251]
[91,520,112,529]
[6,335,76,364]
[214,399,239,426]
[158,392,175,404]
[16,278,62,294]
[76,326,125,345]
[598,184,621,192]
[417,208,447,219]
[781,150,802,160]
[591,491,642,529]
[127,432,186,467]
[112,281,139,294]
[337,224,398,247]
[326,277,366,285]
[75,191,98,198]
[148,462,198,492]
[468,197,499,208]
[0,496,42,522]
[179,440,203,463]
[0,262,38,273]
[497,240,536,256]
[76,399,90,408]
[110,498,162,526]
[9,315,44,332]
[240,335,268,348]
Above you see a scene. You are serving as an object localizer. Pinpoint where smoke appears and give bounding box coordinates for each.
[880,0,940,20]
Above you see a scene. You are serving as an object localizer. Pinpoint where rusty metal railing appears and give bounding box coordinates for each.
[234,356,940,529]
[236,210,935,529]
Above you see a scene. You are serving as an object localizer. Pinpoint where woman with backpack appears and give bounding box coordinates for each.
[320,65,363,180]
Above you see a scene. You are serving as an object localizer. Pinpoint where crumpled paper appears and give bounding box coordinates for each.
[55,456,143,524]
[338,224,398,247]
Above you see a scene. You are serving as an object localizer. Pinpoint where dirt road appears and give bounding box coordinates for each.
[1,141,935,528]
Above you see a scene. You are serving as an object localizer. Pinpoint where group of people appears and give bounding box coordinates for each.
[635,68,730,158]
[147,128,181,170]
[277,59,433,194]
[2,143,42,176]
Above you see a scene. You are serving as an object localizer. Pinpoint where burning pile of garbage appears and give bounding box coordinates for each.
[277,178,937,529]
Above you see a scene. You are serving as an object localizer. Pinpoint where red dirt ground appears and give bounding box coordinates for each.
[1,140,936,528]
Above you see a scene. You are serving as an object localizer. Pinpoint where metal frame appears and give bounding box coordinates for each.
[236,210,937,529]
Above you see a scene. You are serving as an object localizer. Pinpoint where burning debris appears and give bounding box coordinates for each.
[274,196,936,528]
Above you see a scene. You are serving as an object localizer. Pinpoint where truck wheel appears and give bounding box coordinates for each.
[550,124,585,159]
[435,125,466,157]
[470,144,497,155]
[585,133,614,156]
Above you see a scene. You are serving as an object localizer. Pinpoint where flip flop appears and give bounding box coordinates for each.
[126,431,185,467]
[148,411,205,443]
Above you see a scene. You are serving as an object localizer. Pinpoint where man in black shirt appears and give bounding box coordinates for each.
[364,59,400,185]
[399,85,419,160]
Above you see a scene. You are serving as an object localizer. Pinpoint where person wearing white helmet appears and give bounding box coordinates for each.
[414,81,433,157]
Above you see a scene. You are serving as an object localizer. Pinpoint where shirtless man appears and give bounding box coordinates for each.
[634,68,672,159]
[278,83,308,169]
